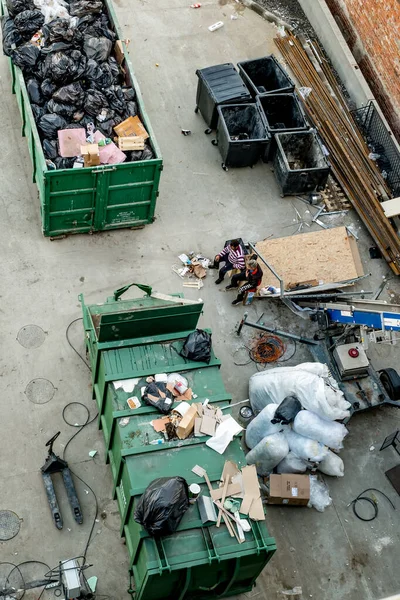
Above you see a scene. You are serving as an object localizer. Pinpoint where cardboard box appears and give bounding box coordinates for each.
[269,474,310,506]
[176,404,198,439]
[114,40,125,64]
[80,143,100,167]
[114,115,149,140]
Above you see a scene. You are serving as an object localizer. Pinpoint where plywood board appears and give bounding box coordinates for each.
[255,227,363,289]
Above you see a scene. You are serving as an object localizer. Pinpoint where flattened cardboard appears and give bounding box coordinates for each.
[151,416,170,432]
[241,465,265,520]
[114,40,125,64]
[210,482,242,501]
[114,115,149,140]
[200,415,217,436]
[176,404,198,439]
[269,474,310,506]
[194,418,202,437]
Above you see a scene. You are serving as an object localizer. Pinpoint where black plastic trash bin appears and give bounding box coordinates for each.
[215,104,270,169]
[238,55,294,97]
[195,63,252,133]
[273,130,330,196]
[257,93,309,161]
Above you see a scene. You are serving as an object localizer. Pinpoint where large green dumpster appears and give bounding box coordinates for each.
[81,285,277,598]
[1,0,162,238]
[116,438,276,599]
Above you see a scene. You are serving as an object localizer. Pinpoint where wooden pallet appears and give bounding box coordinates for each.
[118,136,145,151]
[321,175,352,212]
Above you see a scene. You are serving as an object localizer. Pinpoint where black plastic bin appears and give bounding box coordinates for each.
[257,93,309,161]
[273,131,330,196]
[215,104,270,169]
[195,63,252,132]
[238,55,294,97]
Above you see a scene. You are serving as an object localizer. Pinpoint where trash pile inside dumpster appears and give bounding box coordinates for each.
[2,0,154,168]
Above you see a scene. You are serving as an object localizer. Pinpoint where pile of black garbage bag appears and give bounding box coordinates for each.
[2,0,154,169]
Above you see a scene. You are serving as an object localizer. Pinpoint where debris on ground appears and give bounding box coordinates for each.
[172,251,211,285]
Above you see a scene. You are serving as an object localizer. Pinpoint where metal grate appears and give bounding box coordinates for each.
[352,101,400,197]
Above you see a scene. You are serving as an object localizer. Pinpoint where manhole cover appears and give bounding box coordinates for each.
[25,379,55,404]
[17,325,46,349]
[0,510,21,541]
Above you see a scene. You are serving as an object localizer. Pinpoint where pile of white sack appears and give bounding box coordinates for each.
[245,362,350,483]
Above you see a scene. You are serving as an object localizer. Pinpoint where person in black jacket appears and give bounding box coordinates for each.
[226,259,263,305]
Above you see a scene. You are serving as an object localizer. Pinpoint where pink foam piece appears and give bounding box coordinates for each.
[58,128,87,158]
[93,131,127,165]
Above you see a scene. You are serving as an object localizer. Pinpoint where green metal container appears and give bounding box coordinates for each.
[1,0,162,238]
[81,286,277,598]
[116,438,276,599]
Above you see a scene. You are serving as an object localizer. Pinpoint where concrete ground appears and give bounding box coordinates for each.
[1,0,400,598]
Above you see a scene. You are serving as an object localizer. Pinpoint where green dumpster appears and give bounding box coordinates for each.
[81,286,277,598]
[115,438,276,598]
[0,0,162,238]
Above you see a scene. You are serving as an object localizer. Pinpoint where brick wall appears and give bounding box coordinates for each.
[325,0,400,140]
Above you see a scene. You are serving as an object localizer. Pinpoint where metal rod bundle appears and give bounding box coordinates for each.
[275,33,400,275]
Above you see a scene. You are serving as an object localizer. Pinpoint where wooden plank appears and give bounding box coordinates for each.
[216,476,230,527]
[118,136,145,151]
[381,198,400,218]
[255,226,363,289]
[210,482,242,501]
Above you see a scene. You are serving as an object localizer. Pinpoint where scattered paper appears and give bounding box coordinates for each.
[87,577,98,593]
[88,450,97,458]
[206,416,242,454]
[155,373,168,383]
[113,378,139,393]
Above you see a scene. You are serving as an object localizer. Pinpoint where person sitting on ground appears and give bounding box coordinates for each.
[226,259,263,305]
[209,239,245,285]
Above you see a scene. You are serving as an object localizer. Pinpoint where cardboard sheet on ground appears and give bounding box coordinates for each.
[113,378,139,392]
[255,227,363,289]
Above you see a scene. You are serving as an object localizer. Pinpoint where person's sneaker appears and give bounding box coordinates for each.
[215,278,223,285]
[232,298,242,305]
[225,284,236,290]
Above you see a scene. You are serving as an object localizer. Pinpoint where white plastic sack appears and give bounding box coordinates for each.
[293,410,348,450]
[245,404,282,449]
[34,0,70,22]
[249,362,351,421]
[308,475,332,512]
[276,452,311,474]
[285,430,328,463]
[246,432,289,476]
[318,450,344,477]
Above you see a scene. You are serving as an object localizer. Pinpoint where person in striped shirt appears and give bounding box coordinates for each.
[209,239,245,284]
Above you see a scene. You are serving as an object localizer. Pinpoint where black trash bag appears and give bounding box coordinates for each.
[43,49,86,83]
[108,56,120,81]
[71,109,85,122]
[38,113,67,138]
[128,150,143,162]
[84,18,116,42]
[103,85,126,115]
[41,78,58,98]
[42,18,82,44]
[271,396,302,425]
[84,88,108,116]
[77,114,94,128]
[65,122,85,129]
[122,86,136,102]
[26,78,43,105]
[83,35,112,62]
[141,143,154,160]
[83,58,99,80]
[180,329,212,363]
[6,0,34,17]
[134,477,189,537]
[124,100,137,118]
[142,381,174,415]
[41,41,74,54]
[43,138,58,159]
[96,118,115,138]
[53,82,84,106]
[2,17,23,56]
[11,43,40,70]
[14,10,44,38]
[31,103,46,121]
[69,0,103,17]
[47,98,77,118]
[54,156,76,169]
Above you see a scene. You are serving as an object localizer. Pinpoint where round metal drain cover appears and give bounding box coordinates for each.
[0,510,20,541]
[25,378,55,404]
[17,325,46,349]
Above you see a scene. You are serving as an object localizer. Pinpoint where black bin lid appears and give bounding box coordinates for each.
[196,63,251,104]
